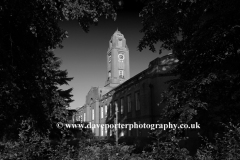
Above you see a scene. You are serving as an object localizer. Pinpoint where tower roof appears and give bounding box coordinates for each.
[112,29,124,38]
[114,29,121,34]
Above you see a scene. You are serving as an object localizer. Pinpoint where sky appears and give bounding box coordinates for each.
[54,1,170,109]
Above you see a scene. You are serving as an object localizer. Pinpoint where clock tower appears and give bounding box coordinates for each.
[105,30,130,87]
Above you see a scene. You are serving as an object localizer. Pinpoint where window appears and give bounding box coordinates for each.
[120,98,124,114]
[105,105,107,117]
[119,70,124,79]
[108,71,111,78]
[105,126,108,136]
[110,103,112,116]
[108,55,111,63]
[72,115,75,123]
[83,113,86,122]
[135,92,140,110]
[118,39,122,47]
[110,129,112,136]
[101,106,104,118]
[101,127,104,136]
[127,95,131,112]
[115,101,118,113]
[76,115,80,121]
[92,109,94,120]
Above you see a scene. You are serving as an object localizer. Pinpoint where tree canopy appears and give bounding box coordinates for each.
[0,0,118,140]
[138,0,240,137]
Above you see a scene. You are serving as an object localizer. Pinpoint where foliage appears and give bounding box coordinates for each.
[67,121,95,140]
[135,128,192,160]
[1,122,239,160]
[0,0,119,140]
[75,141,135,160]
[0,127,135,160]
[139,122,240,160]
[0,48,72,140]
[0,126,75,160]
[138,0,240,138]
[195,122,240,160]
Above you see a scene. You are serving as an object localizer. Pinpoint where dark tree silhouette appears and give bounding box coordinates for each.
[0,0,118,140]
[138,0,240,138]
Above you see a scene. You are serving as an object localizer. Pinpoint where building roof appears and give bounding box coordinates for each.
[100,54,178,100]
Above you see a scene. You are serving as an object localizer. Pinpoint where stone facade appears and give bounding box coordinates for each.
[77,30,178,141]
[99,55,178,139]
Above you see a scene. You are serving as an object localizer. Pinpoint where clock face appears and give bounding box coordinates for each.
[118,54,124,60]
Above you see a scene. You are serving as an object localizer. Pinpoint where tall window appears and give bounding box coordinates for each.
[105,126,108,136]
[108,55,111,63]
[101,106,103,119]
[76,115,80,121]
[83,113,86,122]
[120,98,124,114]
[105,105,107,117]
[110,129,112,136]
[118,39,122,47]
[119,70,124,79]
[135,92,140,110]
[108,71,111,79]
[92,109,94,120]
[101,127,104,136]
[115,101,118,113]
[127,95,131,112]
[110,103,112,116]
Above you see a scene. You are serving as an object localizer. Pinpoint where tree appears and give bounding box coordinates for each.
[138,0,240,139]
[0,0,119,140]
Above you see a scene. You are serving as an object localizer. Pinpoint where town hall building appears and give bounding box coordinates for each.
[76,30,178,141]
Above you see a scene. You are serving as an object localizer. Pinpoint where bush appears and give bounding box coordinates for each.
[0,130,74,160]
[1,123,240,160]
[195,123,240,160]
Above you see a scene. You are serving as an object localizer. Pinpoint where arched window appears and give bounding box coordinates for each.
[118,39,122,47]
